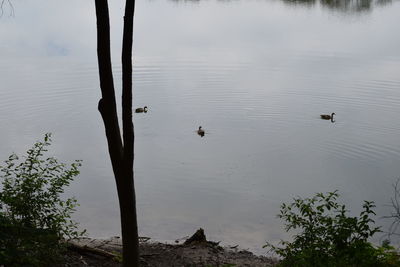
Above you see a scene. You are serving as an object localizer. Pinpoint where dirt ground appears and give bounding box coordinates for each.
[61,230,278,267]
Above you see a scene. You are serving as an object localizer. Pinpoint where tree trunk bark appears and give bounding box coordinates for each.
[94,0,139,266]
[121,0,139,264]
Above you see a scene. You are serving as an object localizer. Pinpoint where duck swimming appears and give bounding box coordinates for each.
[320,112,335,120]
[197,126,205,137]
[135,106,147,113]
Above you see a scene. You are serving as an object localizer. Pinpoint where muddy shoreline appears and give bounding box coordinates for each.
[63,230,278,266]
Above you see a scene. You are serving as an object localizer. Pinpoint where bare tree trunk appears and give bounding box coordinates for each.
[121,0,139,265]
[94,0,139,266]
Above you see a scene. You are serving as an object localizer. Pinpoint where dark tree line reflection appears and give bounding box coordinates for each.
[169,0,394,14]
[281,0,393,13]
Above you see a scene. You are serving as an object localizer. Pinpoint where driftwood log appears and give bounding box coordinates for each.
[67,242,118,259]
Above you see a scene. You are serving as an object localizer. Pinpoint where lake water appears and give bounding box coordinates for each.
[1,0,400,254]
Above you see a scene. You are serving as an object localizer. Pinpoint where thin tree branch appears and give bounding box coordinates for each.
[94,0,124,175]
[122,0,135,165]
[382,178,400,241]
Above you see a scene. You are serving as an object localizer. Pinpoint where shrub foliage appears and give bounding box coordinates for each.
[266,191,400,267]
[0,134,85,266]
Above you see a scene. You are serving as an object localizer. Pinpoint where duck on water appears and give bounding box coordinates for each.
[135,106,148,113]
[320,112,335,121]
[197,126,205,137]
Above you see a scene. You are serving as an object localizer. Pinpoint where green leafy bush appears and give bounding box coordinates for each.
[265,191,400,267]
[0,134,85,266]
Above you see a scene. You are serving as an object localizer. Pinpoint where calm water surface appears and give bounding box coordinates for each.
[1,0,400,254]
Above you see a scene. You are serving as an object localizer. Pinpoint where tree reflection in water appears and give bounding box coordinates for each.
[279,0,392,13]
[170,0,394,14]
